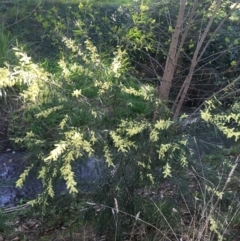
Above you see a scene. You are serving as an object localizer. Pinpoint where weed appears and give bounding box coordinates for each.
[0,23,16,67]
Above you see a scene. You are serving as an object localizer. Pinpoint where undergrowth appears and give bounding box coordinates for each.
[0,1,240,240]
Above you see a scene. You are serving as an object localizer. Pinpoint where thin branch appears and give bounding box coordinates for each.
[4,0,43,30]
[197,1,240,63]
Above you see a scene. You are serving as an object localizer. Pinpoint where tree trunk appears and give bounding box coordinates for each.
[158,0,187,100]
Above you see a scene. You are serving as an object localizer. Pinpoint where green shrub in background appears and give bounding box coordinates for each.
[0,23,21,109]
[0,26,15,67]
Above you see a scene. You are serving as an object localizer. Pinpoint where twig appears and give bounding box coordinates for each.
[2,203,30,214]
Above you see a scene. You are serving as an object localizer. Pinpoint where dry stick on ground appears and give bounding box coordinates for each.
[172,0,240,119]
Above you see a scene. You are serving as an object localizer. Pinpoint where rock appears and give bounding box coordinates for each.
[73,157,111,192]
[0,152,112,206]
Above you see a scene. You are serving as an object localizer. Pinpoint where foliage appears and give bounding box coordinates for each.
[201,97,240,141]
[0,36,188,205]
[0,25,15,67]
[0,35,190,239]
[1,0,240,240]
[4,0,239,108]
[0,23,21,109]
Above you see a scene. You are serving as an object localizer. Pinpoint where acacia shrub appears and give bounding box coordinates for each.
[0,36,189,232]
